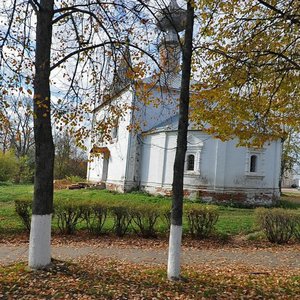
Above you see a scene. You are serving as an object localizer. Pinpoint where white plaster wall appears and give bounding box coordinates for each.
[87,89,133,185]
[193,133,217,187]
[162,133,176,186]
[222,139,282,190]
[140,130,281,194]
[141,131,217,188]
[140,133,167,186]
[88,155,105,182]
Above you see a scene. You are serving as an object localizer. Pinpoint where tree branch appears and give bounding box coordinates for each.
[28,0,40,14]
[257,0,300,25]
[50,41,160,72]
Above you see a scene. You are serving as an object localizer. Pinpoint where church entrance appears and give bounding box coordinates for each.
[102,158,109,182]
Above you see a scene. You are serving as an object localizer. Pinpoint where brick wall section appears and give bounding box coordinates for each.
[106,182,124,193]
[107,183,279,207]
[143,186,279,207]
[198,190,278,207]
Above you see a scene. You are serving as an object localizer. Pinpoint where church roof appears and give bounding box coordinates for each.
[142,72,198,91]
[142,72,182,90]
[151,114,179,130]
[144,112,205,135]
[143,114,180,134]
[93,71,198,113]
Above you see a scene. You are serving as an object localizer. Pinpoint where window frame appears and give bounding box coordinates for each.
[186,154,195,171]
[249,154,258,173]
[184,148,202,175]
[245,148,265,177]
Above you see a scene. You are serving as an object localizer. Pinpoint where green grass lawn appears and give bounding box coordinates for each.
[1,184,299,237]
[0,183,34,203]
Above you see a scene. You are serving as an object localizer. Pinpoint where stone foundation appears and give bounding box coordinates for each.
[198,190,279,207]
[105,181,139,193]
[90,181,279,207]
[105,182,125,193]
[141,185,279,207]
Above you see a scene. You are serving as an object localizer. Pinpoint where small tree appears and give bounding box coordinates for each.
[167,0,194,280]
[0,96,35,183]
[54,132,87,179]
[0,150,18,182]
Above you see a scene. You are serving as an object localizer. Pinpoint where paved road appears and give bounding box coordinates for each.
[1,244,299,270]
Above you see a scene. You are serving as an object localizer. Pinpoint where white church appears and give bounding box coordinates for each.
[87,0,282,206]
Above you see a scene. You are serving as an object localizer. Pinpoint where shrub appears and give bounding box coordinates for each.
[0,150,18,182]
[14,155,34,184]
[131,205,160,238]
[185,204,219,238]
[255,208,295,244]
[278,200,299,210]
[55,201,83,234]
[15,200,32,231]
[294,216,300,241]
[82,203,108,235]
[160,205,171,229]
[109,204,132,237]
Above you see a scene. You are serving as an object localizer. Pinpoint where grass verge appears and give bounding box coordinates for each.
[1,185,300,237]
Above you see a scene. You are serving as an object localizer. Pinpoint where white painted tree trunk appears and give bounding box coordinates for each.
[167,224,182,280]
[28,214,52,269]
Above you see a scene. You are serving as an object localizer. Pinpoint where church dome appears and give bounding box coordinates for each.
[156,0,186,33]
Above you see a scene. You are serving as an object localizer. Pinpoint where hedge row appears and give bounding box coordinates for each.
[255,208,300,244]
[15,200,219,239]
[15,200,300,243]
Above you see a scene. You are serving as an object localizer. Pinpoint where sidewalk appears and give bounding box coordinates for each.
[1,243,299,270]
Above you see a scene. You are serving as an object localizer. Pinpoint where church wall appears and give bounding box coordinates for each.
[140,130,281,205]
[200,138,281,205]
[222,139,281,190]
[140,131,218,193]
[140,132,169,187]
[87,155,105,182]
[87,89,133,191]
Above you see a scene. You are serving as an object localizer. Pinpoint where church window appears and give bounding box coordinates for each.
[187,154,195,171]
[245,149,265,177]
[250,155,257,172]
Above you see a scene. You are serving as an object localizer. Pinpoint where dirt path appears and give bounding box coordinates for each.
[1,242,299,271]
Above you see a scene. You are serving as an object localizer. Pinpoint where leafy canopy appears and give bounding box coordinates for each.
[191,0,300,146]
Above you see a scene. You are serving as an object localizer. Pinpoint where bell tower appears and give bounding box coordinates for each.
[156,0,186,73]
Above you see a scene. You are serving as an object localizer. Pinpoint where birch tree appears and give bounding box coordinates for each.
[167,0,194,280]
[168,0,299,279]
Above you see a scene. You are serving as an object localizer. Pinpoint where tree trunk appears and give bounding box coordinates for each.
[28,0,55,269]
[167,1,194,280]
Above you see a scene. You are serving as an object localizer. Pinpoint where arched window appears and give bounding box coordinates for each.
[250,155,257,172]
[187,154,195,171]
